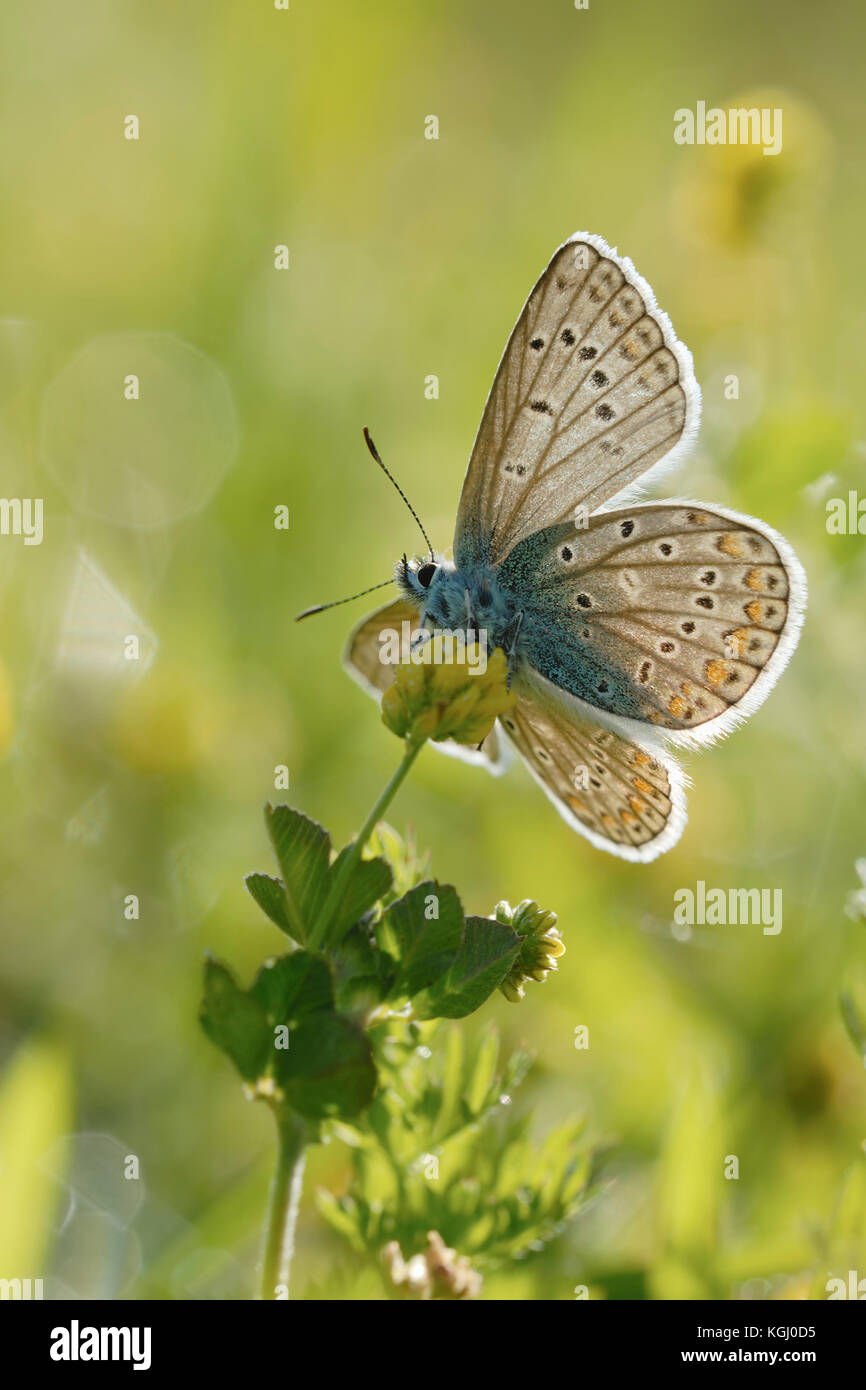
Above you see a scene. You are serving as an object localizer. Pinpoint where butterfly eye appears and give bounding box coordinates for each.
[416,563,437,589]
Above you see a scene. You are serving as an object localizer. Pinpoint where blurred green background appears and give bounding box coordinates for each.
[1,0,865,1300]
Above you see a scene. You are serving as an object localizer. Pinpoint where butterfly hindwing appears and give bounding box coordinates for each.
[499,684,686,862]
[455,231,700,568]
[343,598,508,774]
[343,598,419,700]
[498,500,807,745]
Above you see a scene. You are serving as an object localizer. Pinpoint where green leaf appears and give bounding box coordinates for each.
[200,957,270,1081]
[245,873,292,936]
[413,916,520,1019]
[251,952,334,1027]
[315,1190,366,1253]
[466,1027,501,1114]
[827,1153,866,1266]
[326,848,393,942]
[275,1014,377,1119]
[379,881,463,998]
[265,805,331,942]
[431,1027,464,1144]
[649,1068,723,1300]
[333,924,396,1017]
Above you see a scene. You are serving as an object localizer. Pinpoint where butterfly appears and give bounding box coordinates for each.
[330,232,806,862]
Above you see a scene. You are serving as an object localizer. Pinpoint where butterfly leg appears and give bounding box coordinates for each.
[501,610,525,685]
[464,587,474,631]
[409,608,433,657]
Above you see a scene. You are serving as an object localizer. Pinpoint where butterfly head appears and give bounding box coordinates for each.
[396,553,524,667]
[395,552,451,604]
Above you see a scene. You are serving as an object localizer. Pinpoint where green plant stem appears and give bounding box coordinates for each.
[260,1110,308,1300]
[309,737,424,949]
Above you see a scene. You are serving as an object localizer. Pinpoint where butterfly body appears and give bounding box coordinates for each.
[342,231,807,861]
[396,554,527,664]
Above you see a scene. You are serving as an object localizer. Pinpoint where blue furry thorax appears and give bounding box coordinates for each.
[395,554,526,661]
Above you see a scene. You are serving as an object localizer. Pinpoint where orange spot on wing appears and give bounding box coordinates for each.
[601,813,616,830]
[633,750,652,766]
[629,795,646,814]
[705,658,727,686]
[668,695,687,718]
[746,567,764,590]
[568,796,588,816]
[719,533,745,558]
[745,599,764,622]
[633,777,653,796]
[620,810,637,826]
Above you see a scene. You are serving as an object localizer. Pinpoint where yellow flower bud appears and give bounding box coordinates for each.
[381,683,409,737]
[411,707,441,743]
[433,685,481,740]
[381,641,515,747]
[495,899,565,1003]
[398,661,429,707]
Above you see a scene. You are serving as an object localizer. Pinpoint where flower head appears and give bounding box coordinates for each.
[381,637,515,747]
[494,899,565,1002]
[382,1230,482,1300]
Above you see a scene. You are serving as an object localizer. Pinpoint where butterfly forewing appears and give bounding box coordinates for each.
[455,233,699,567]
[500,687,685,861]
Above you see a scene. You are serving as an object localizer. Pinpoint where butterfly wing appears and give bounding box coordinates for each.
[454,231,700,567]
[343,598,509,774]
[499,680,687,862]
[498,500,807,747]
[343,598,418,700]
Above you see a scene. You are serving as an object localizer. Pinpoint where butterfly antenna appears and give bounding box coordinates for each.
[295,577,394,622]
[363,427,434,562]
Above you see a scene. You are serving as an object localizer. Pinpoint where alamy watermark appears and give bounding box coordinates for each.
[0,497,43,545]
[673,880,783,936]
[826,1270,866,1299]
[674,102,783,157]
[0,1276,43,1299]
[378,622,488,674]
[50,1320,152,1370]
[825,491,866,535]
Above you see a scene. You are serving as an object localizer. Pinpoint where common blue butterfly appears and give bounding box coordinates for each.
[340,232,807,861]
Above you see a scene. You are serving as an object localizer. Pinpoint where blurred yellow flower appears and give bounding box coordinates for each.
[674,88,830,254]
[111,666,222,775]
[381,639,515,747]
